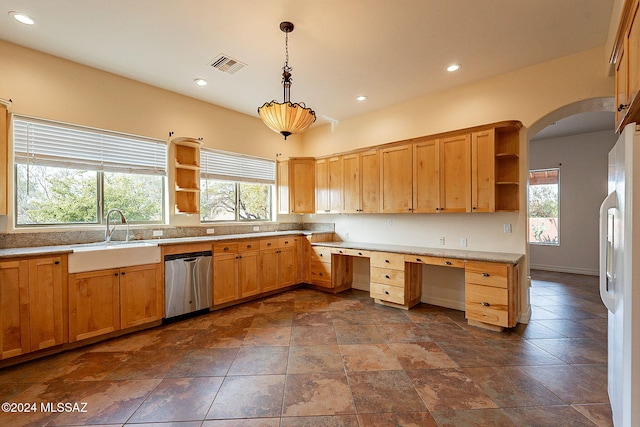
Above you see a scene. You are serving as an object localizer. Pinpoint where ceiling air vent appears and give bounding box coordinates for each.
[208,54,247,74]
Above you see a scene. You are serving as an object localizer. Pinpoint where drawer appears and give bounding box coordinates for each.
[465,261,508,288]
[405,255,464,268]
[309,261,332,283]
[370,282,405,305]
[260,238,279,250]
[238,240,260,252]
[214,242,238,254]
[331,247,370,258]
[370,252,405,270]
[309,246,333,261]
[278,236,298,248]
[465,284,509,326]
[370,267,404,287]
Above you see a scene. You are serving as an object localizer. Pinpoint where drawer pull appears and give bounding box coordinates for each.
[385,259,390,263]
[385,275,390,279]
[481,301,490,307]
[247,244,252,249]
[284,241,289,245]
[319,253,323,257]
[481,273,490,277]
[319,272,323,276]
[224,247,230,251]
[339,250,343,254]
[416,258,422,262]
[54,261,60,265]
[267,242,272,247]
[358,252,363,256]
[445,261,452,265]
[384,291,390,295]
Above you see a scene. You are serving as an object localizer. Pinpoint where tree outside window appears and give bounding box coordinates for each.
[528,168,559,245]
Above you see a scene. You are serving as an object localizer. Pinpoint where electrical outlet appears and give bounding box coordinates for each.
[460,238,467,247]
[206,228,215,235]
[387,220,393,228]
[439,237,445,246]
[253,226,259,231]
[504,223,512,233]
[152,230,163,237]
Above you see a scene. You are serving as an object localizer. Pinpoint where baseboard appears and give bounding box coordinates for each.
[529,263,598,276]
[421,295,465,311]
[518,304,532,324]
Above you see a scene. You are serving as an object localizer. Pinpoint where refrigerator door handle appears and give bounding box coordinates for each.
[599,190,618,313]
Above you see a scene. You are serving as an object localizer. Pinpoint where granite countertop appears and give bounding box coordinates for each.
[312,241,524,264]
[0,230,331,259]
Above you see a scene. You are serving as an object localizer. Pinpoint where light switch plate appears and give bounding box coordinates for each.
[206,228,215,235]
[152,230,163,237]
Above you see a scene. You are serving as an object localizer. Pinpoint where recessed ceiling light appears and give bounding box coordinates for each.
[356,95,367,101]
[194,78,208,86]
[9,11,35,25]
[447,64,461,72]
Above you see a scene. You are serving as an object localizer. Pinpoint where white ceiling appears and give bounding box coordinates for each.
[0,0,615,130]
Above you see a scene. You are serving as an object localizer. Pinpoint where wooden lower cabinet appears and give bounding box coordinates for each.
[69,263,161,342]
[213,251,240,305]
[259,237,297,293]
[0,255,66,360]
[369,251,421,309]
[238,250,260,298]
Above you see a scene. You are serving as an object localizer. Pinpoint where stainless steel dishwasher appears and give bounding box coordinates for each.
[164,250,212,320]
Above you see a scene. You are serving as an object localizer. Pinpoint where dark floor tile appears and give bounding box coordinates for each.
[106,350,185,380]
[347,370,427,413]
[513,320,568,339]
[206,375,285,419]
[330,310,375,325]
[282,372,354,416]
[407,368,497,411]
[91,328,161,352]
[436,340,512,367]
[280,415,359,426]
[572,404,614,427]
[0,349,84,384]
[376,323,432,343]
[327,298,365,312]
[418,321,476,341]
[502,405,602,426]
[292,311,333,326]
[357,411,438,427]
[227,346,288,375]
[484,339,565,366]
[128,376,223,423]
[202,419,280,427]
[200,325,248,348]
[291,325,338,346]
[519,364,610,404]
[167,348,239,377]
[430,408,516,427]
[528,338,607,364]
[287,345,345,374]
[463,366,564,407]
[387,342,458,370]
[250,312,294,328]
[137,328,204,351]
[535,319,608,339]
[242,326,292,346]
[334,324,384,344]
[340,344,403,371]
[46,351,132,381]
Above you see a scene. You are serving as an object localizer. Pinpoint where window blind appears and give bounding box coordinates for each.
[201,148,275,184]
[13,116,166,176]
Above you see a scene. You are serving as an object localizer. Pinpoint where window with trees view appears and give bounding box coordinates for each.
[14,117,166,226]
[528,168,559,245]
[200,149,274,222]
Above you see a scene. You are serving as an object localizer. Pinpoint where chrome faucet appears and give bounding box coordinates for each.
[105,208,130,242]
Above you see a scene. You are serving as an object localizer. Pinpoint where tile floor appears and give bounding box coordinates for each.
[0,270,612,426]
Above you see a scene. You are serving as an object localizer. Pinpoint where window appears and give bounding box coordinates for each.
[14,116,166,226]
[200,149,275,222]
[528,168,559,245]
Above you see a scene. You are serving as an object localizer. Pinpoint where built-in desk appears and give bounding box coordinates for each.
[312,242,523,331]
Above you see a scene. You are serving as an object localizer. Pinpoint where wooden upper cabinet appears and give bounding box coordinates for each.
[360,150,380,213]
[343,153,361,213]
[277,158,315,214]
[316,156,343,213]
[617,43,629,130]
[471,129,496,213]
[628,0,640,106]
[413,139,440,213]
[380,144,413,213]
[440,134,471,213]
[614,0,640,131]
[0,101,8,216]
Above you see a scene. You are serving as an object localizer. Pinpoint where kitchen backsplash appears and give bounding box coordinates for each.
[0,222,335,249]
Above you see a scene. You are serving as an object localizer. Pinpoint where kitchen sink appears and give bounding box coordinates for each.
[68,241,161,273]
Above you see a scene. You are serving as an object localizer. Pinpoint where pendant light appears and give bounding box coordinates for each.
[258,21,316,140]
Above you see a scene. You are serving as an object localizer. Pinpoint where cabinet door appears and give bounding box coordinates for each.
[360,150,379,213]
[380,144,413,213]
[238,251,260,298]
[0,260,30,359]
[440,134,471,213]
[291,159,316,213]
[278,246,297,288]
[120,264,163,328]
[413,139,440,213]
[0,102,7,215]
[277,160,290,214]
[259,248,279,292]
[315,158,329,213]
[628,0,640,111]
[471,130,495,213]
[616,43,628,130]
[29,256,65,351]
[343,153,361,213]
[213,253,239,305]
[69,269,120,342]
[328,156,343,212]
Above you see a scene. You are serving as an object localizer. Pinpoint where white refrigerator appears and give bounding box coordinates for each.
[599,122,640,426]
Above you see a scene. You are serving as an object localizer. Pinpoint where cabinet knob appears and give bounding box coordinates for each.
[224,247,229,251]
[339,250,343,254]
[319,272,323,276]
[445,261,452,265]
[384,291,390,295]
[435,208,440,211]
[481,273,490,277]
[472,207,477,210]
[619,103,630,112]
[54,261,60,265]
[114,273,119,276]
[481,301,490,307]
[358,252,363,256]
[267,242,272,247]
[284,241,289,245]
[416,258,422,262]
[385,259,390,263]
[385,275,390,279]
[121,272,125,275]
[247,244,252,249]
[319,253,323,257]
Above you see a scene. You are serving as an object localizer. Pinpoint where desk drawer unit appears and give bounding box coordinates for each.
[405,255,465,268]
[464,260,519,329]
[369,251,421,309]
[331,248,370,258]
[370,282,405,305]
